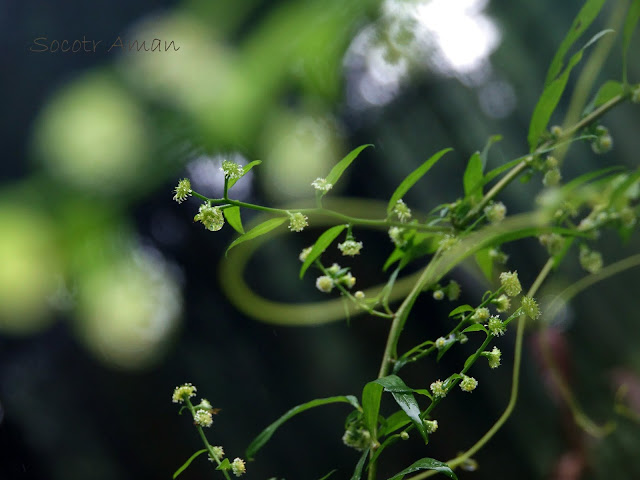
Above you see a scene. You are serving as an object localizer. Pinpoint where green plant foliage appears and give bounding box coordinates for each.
[223,206,244,234]
[388,458,458,480]
[324,144,373,194]
[226,217,287,255]
[173,449,208,479]
[299,224,346,278]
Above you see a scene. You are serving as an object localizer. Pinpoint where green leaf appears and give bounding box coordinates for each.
[350,448,370,480]
[545,0,606,85]
[462,324,488,334]
[585,80,624,113]
[475,248,493,282]
[246,395,359,459]
[228,160,262,189]
[362,382,384,440]
[388,458,458,480]
[529,29,613,151]
[223,206,245,234]
[622,0,640,84]
[374,375,428,443]
[448,304,474,317]
[325,145,373,193]
[318,469,337,480]
[216,458,231,471]
[226,217,287,256]
[299,225,346,279]
[387,148,453,215]
[383,247,405,272]
[480,134,502,167]
[379,410,411,436]
[463,152,483,201]
[173,449,208,479]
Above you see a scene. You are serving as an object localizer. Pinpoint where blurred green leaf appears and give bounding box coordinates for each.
[585,80,624,113]
[350,448,370,480]
[622,0,640,83]
[223,206,245,234]
[226,217,287,256]
[529,29,614,150]
[475,248,493,282]
[545,0,606,85]
[318,469,337,480]
[379,410,411,436]
[463,152,483,202]
[324,145,373,194]
[387,148,453,216]
[299,225,346,278]
[246,395,359,460]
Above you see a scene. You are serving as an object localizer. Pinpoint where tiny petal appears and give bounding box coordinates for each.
[388,227,406,247]
[221,160,244,180]
[433,290,444,301]
[430,380,447,398]
[393,199,412,223]
[339,272,356,289]
[172,383,197,403]
[288,212,309,232]
[435,337,446,349]
[194,204,225,231]
[521,295,540,320]
[354,290,365,299]
[424,419,438,434]
[173,178,192,204]
[193,409,213,427]
[471,307,490,323]
[231,458,246,477]
[484,201,507,224]
[487,316,506,336]
[500,271,522,297]
[316,275,334,293]
[460,375,478,392]
[311,177,333,193]
[338,239,363,256]
[299,246,313,262]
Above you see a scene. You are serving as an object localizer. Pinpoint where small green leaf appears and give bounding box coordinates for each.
[383,247,405,272]
[246,395,359,459]
[622,0,640,84]
[529,29,613,150]
[318,469,337,480]
[387,148,453,215]
[462,324,488,334]
[388,458,458,480]
[463,152,483,200]
[299,225,346,279]
[226,217,287,256]
[374,375,428,442]
[228,160,262,189]
[448,304,474,317]
[173,449,208,479]
[350,448,370,480]
[475,248,493,282]
[480,134,502,167]
[545,0,606,85]
[585,80,624,113]
[325,145,373,191]
[379,410,411,436]
[223,206,245,234]
[362,382,384,440]
[216,458,231,471]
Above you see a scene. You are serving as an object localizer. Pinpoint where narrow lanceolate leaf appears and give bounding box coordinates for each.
[374,375,428,443]
[448,304,474,318]
[475,248,493,282]
[545,0,607,85]
[246,395,359,460]
[223,206,244,234]
[173,449,208,479]
[318,469,337,480]
[228,160,262,188]
[463,152,483,202]
[299,224,346,279]
[325,144,373,190]
[350,448,370,480]
[388,458,458,480]
[379,409,411,436]
[622,0,640,83]
[585,80,623,113]
[387,148,453,216]
[528,29,614,151]
[226,217,287,256]
[362,381,384,440]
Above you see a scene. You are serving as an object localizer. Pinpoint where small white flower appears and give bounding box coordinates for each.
[311,177,333,193]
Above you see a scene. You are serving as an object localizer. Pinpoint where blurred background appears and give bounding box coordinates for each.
[2,0,640,479]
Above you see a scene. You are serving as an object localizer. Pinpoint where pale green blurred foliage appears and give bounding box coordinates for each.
[32,72,150,195]
[0,203,60,334]
[259,110,342,201]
